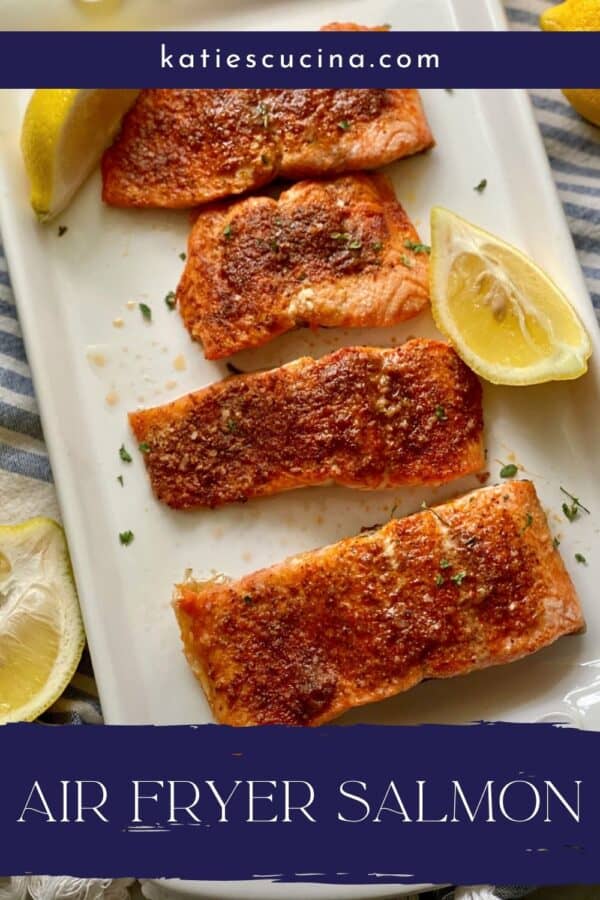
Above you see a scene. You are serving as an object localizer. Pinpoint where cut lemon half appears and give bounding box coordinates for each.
[0,517,85,723]
[430,207,592,385]
[21,88,139,222]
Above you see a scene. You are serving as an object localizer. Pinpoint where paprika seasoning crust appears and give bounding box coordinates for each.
[101,87,433,208]
[177,174,429,359]
[173,481,584,725]
[128,339,484,510]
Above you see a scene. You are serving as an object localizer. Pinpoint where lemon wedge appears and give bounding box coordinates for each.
[429,207,592,385]
[0,517,85,724]
[21,89,139,222]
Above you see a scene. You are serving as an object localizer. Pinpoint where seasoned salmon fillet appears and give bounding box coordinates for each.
[101,88,433,208]
[174,481,584,726]
[177,174,429,359]
[128,339,484,510]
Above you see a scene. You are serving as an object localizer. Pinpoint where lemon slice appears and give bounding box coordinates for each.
[0,517,85,723]
[21,89,139,222]
[430,207,592,385]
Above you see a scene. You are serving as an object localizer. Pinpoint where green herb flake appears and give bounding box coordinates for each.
[575,552,587,565]
[139,302,152,322]
[401,254,414,268]
[500,463,518,479]
[553,536,561,549]
[338,120,351,131]
[223,223,232,239]
[164,291,176,310]
[520,513,533,534]
[439,558,451,569]
[119,444,132,463]
[560,487,590,523]
[403,240,431,254]
[226,419,238,433]
[348,239,362,250]
[474,178,488,193]
[435,405,447,422]
[119,530,134,546]
[138,442,151,454]
[57,225,68,237]
[435,573,445,587]
[117,475,124,487]
[372,241,383,252]
[330,232,351,242]
[451,571,467,586]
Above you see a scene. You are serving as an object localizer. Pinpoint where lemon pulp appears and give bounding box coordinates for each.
[430,207,591,385]
[0,518,84,723]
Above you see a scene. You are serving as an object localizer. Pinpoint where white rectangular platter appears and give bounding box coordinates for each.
[1,1,600,896]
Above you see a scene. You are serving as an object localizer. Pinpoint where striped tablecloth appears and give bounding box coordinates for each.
[1,1,599,896]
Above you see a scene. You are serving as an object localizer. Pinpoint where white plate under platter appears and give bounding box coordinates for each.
[1,1,600,896]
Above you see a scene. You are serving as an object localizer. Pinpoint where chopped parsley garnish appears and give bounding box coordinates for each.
[119,530,134,546]
[223,223,232,239]
[439,558,451,569]
[553,536,561,549]
[117,475,124,487]
[348,239,362,250]
[330,232,351,241]
[520,513,533,534]
[338,120,351,131]
[138,442,150,454]
[139,302,152,322]
[57,225,68,237]
[435,573,445,587]
[403,240,431,254]
[164,291,176,310]
[560,487,590,522]
[179,252,186,261]
[269,238,280,252]
[372,241,383,252]
[119,444,132,463]
[500,463,518,479]
[401,254,414,268]
[575,553,587,565]
[474,178,488,193]
[435,405,447,421]
[451,571,467,585]
[226,419,238,433]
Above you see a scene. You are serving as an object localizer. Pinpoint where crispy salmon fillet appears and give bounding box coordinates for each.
[101,88,433,208]
[177,174,429,359]
[174,481,584,726]
[128,339,484,510]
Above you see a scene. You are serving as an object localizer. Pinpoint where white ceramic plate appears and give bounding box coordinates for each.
[1,1,600,896]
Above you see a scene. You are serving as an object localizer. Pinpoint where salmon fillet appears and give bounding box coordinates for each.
[128,339,484,510]
[101,88,433,208]
[173,481,584,726]
[177,174,429,359]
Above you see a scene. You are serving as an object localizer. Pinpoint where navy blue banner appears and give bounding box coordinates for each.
[0,31,598,88]
[0,722,596,883]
